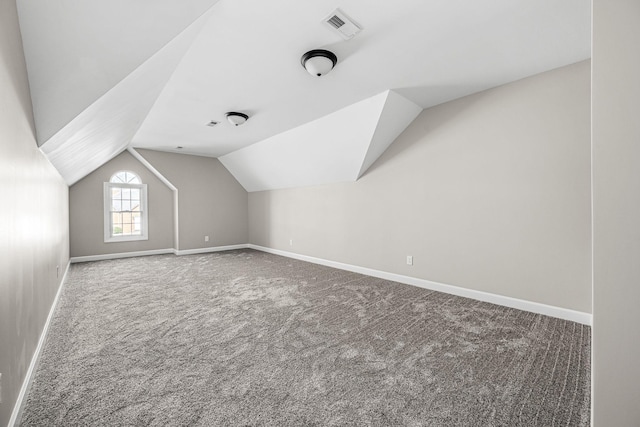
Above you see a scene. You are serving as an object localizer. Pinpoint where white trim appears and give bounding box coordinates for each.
[172,191,180,251]
[70,248,175,263]
[589,16,594,425]
[126,148,177,191]
[247,244,593,325]
[174,244,249,256]
[128,147,180,250]
[103,181,149,243]
[8,262,71,427]
[70,245,250,263]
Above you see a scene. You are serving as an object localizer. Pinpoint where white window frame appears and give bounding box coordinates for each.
[103,178,149,243]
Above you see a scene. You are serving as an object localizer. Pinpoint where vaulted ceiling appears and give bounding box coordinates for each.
[17,0,591,190]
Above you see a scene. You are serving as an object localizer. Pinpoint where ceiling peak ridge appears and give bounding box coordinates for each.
[42,7,216,154]
[127,5,221,146]
[40,8,215,185]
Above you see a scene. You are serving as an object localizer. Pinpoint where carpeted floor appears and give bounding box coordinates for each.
[20,249,590,426]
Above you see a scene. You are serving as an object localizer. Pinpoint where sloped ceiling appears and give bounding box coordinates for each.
[220,90,422,192]
[39,14,212,186]
[17,0,220,144]
[17,0,591,189]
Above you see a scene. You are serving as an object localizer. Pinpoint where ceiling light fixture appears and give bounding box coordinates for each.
[225,112,249,126]
[301,49,338,77]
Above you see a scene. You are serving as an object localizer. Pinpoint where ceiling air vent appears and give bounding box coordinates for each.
[323,8,362,40]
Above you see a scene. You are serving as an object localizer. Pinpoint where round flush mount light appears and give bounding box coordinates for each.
[225,112,249,126]
[301,49,338,77]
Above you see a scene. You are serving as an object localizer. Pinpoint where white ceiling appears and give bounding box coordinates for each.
[17,0,219,144]
[220,90,422,192]
[38,14,211,185]
[17,0,591,188]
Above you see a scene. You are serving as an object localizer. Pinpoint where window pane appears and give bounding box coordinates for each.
[112,172,126,183]
[132,213,141,232]
[126,172,140,184]
[111,171,141,184]
[106,175,145,240]
[111,213,123,235]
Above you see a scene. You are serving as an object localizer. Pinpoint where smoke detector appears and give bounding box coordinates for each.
[323,8,362,40]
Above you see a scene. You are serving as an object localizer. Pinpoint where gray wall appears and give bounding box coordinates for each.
[592,0,640,424]
[69,148,248,258]
[0,1,70,425]
[136,149,248,250]
[249,61,591,313]
[69,150,174,257]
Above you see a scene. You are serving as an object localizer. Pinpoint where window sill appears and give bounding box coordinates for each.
[104,235,149,243]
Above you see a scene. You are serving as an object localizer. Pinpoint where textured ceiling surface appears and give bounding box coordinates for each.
[18,0,591,188]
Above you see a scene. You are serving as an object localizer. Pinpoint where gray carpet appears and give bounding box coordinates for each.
[20,249,590,426]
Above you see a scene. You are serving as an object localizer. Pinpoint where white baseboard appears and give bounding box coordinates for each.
[70,245,251,263]
[8,262,71,427]
[70,248,176,263]
[174,244,248,256]
[247,244,592,326]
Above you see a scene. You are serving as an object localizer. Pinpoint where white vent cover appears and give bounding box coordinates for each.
[323,8,362,40]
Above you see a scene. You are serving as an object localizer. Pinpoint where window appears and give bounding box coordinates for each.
[104,171,148,242]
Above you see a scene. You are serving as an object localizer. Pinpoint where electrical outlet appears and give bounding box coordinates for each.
[204,236,209,242]
[56,265,59,278]
[406,256,413,266]
[289,239,293,246]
